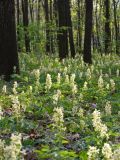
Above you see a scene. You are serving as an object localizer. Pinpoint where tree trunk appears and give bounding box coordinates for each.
[104,0,111,54]
[22,0,31,52]
[16,0,21,51]
[50,0,54,54]
[29,0,34,22]
[37,0,41,24]
[95,0,101,52]
[57,0,68,60]
[77,0,82,54]
[113,0,119,55]
[44,0,51,54]
[0,0,19,81]
[53,0,59,53]
[67,0,76,58]
[83,0,93,64]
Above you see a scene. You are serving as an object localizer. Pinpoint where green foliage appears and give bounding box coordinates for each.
[0,53,120,159]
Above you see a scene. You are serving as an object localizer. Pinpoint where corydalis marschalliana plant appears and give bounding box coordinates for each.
[92,109,109,139]
[0,133,22,160]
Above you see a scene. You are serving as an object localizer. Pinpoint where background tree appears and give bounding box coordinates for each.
[113,0,119,55]
[22,0,31,52]
[44,0,50,54]
[7,0,120,60]
[66,0,76,58]
[104,0,111,54]
[83,0,93,64]
[0,0,19,81]
[57,0,68,60]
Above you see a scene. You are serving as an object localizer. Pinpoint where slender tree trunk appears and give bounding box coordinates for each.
[67,0,76,58]
[53,0,59,53]
[44,0,51,54]
[113,0,119,55]
[16,0,21,51]
[0,0,19,81]
[22,0,31,52]
[37,0,41,24]
[95,0,101,51]
[16,0,20,27]
[57,0,68,60]
[50,0,54,54]
[83,0,93,64]
[77,0,82,53]
[29,0,34,22]
[104,0,111,54]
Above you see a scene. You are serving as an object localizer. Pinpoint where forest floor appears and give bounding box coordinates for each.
[0,53,120,160]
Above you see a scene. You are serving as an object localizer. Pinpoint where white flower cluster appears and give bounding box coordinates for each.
[79,72,83,78]
[71,83,78,95]
[100,69,103,76]
[86,68,91,79]
[113,148,120,160]
[87,144,120,160]
[52,107,66,132]
[105,101,112,115]
[70,73,76,85]
[110,79,115,91]
[92,109,109,139]
[102,143,112,159]
[10,96,21,117]
[98,75,104,89]
[0,140,4,159]
[45,74,52,91]
[65,74,69,83]
[72,106,78,115]
[91,65,94,73]
[29,86,33,93]
[53,90,61,104]
[63,66,68,75]
[87,146,99,160]
[83,81,88,90]
[13,81,18,94]
[79,93,84,102]
[0,133,22,160]
[69,74,77,95]
[81,57,84,68]
[106,83,110,90]
[0,105,3,120]
[2,85,7,94]
[57,73,61,84]
[116,69,119,77]
[77,108,84,117]
[34,69,40,80]
[34,69,40,86]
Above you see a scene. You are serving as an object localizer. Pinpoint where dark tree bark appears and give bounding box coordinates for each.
[44,0,51,54]
[67,0,76,58]
[57,0,68,60]
[53,0,58,27]
[77,0,82,54]
[104,0,111,54]
[37,0,41,24]
[0,0,19,81]
[16,0,21,51]
[29,0,34,22]
[16,0,20,26]
[95,0,101,51]
[49,0,54,54]
[53,0,59,51]
[22,0,31,52]
[113,0,119,55]
[83,0,93,64]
